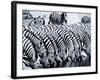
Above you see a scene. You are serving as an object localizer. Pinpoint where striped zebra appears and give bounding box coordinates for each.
[23,36,36,61]
[63,22,91,55]
[67,30,82,59]
[44,24,86,66]
[28,22,78,62]
[53,24,83,66]
[28,23,57,55]
[23,55,31,68]
[27,17,90,67]
[23,27,43,53]
[39,34,58,68]
[23,36,38,69]
[23,55,43,69]
[45,24,81,61]
[38,28,63,67]
[23,10,33,20]
[46,34,63,67]
[43,24,67,61]
[78,22,91,37]
[28,23,65,67]
[40,56,50,68]
[29,26,58,67]
[22,27,49,68]
[58,23,90,66]
[23,28,50,68]
[46,25,77,65]
[48,12,67,25]
[28,16,45,30]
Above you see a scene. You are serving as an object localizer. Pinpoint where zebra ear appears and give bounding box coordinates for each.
[63,12,67,17]
[64,20,67,23]
[48,21,50,24]
[38,16,41,18]
[43,19,45,25]
[41,16,45,25]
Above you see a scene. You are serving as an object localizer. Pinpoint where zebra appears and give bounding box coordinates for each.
[40,25,67,62]
[28,23,65,67]
[22,10,33,20]
[31,28,57,67]
[22,57,32,69]
[45,24,81,61]
[31,23,75,64]
[27,17,90,67]
[46,24,81,58]
[44,24,85,66]
[44,24,75,55]
[62,23,91,66]
[48,12,67,25]
[80,49,91,66]
[23,36,39,69]
[46,34,63,67]
[23,27,43,53]
[39,34,58,68]
[28,18,58,67]
[23,55,42,69]
[28,16,45,27]
[53,24,82,66]
[23,36,36,62]
[23,55,31,68]
[63,22,91,55]
[23,27,50,68]
[81,16,91,37]
[28,22,56,55]
[40,56,50,68]
[81,31,91,55]
[37,25,63,67]
[38,30,63,67]
[52,32,67,61]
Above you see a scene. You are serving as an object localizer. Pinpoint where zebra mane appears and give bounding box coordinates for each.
[23,27,41,41]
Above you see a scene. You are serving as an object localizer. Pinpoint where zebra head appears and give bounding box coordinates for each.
[48,12,67,25]
[55,54,63,67]
[38,40,47,59]
[28,16,45,27]
[80,49,91,66]
[47,52,57,67]
[40,57,50,68]
[32,55,43,69]
[29,60,43,69]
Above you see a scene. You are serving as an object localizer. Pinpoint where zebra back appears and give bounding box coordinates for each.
[23,36,36,61]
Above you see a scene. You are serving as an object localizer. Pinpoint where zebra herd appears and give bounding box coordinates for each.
[22,12,91,69]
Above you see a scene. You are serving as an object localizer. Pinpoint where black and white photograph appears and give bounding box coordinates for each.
[22,10,91,69]
[11,1,97,79]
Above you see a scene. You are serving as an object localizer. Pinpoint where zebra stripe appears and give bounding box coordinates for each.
[36,24,75,60]
[23,36,36,61]
[51,32,67,60]
[47,24,77,59]
[23,28,42,50]
[29,25,56,56]
[63,22,91,54]
[23,28,49,62]
[40,34,55,55]
[47,34,59,56]
[23,58,30,67]
[34,24,67,61]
